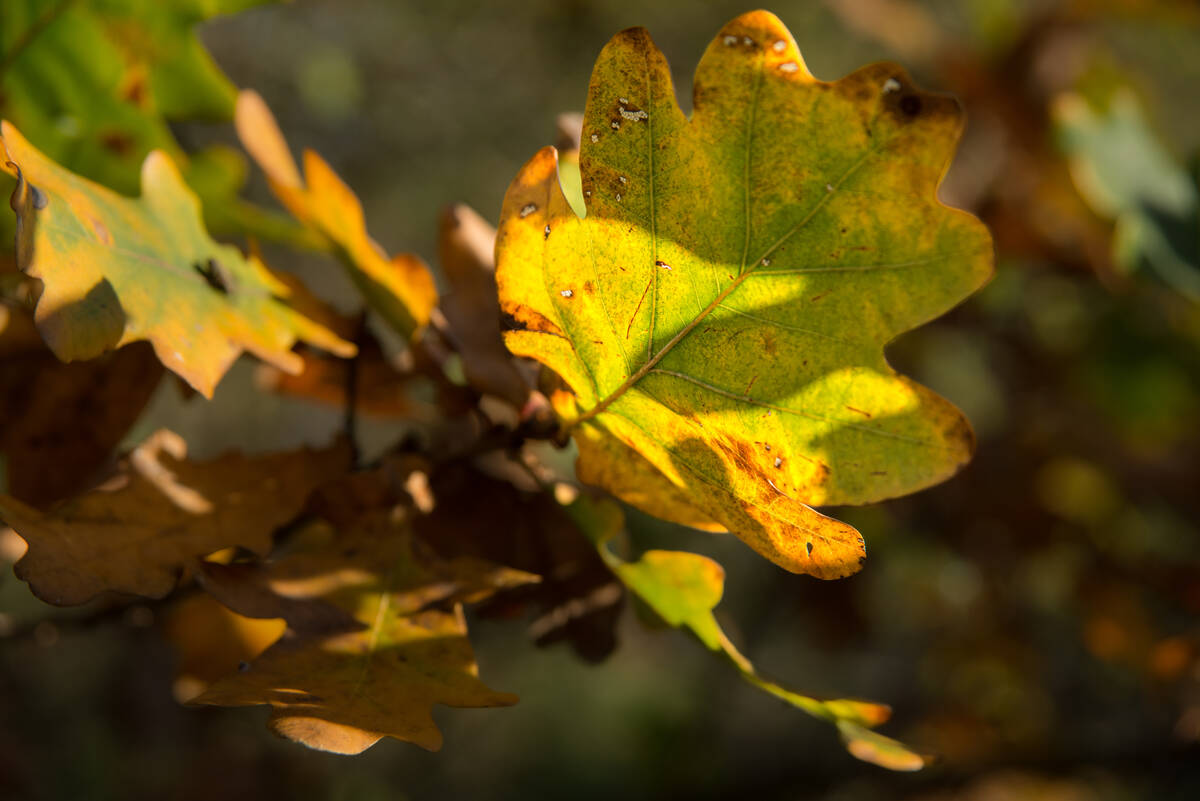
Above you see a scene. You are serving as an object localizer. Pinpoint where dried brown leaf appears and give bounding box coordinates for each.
[1,430,351,605]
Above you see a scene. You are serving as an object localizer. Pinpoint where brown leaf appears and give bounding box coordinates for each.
[438,204,530,407]
[0,308,164,507]
[415,463,624,663]
[196,561,363,635]
[200,514,538,624]
[256,330,476,421]
[1,430,351,605]
[192,514,535,754]
[194,605,514,754]
[164,593,286,703]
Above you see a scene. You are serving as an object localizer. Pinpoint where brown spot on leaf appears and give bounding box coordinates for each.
[89,216,113,246]
[99,132,134,157]
[500,303,565,338]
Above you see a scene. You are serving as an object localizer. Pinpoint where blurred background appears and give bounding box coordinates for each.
[2,0,1200,798]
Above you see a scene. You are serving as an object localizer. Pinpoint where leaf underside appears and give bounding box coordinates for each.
[496,11,993,578]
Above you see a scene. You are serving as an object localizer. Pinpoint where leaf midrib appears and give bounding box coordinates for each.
[572,135,884,430]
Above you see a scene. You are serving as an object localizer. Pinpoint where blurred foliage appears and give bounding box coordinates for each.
[1,0,1200,799]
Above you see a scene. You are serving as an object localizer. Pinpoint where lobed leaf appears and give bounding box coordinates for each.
[0,306,163,507]
[1,429,351,605]
[1,122,355,396]
[496,11,993,578]
[193,514,536,754]
[235,90,437,339]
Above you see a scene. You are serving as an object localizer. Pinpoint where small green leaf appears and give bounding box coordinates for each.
[576,494,928,771]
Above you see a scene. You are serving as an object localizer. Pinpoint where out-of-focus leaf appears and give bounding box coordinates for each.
[0,306,163,507]
[1055,89,1200,299]
[0,0,274,194]
[414,463,624,663]
[257,332,477,422]
[193,513,535,754]
[235,90,437,339]
[572,494,928,771]
[164,593,286,703]
[496,12,992,578]
[1,122,354,396]
[438,203,530,407]
[0,429,351,605]
[200,515,539,627]
[0,0,299,246]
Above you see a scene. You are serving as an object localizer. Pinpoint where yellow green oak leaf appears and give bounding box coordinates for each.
[495,11,993,578]
[1,121,354,397]
[567,494,927,771]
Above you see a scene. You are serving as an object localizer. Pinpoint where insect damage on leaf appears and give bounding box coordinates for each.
[0,122,355,397]
[495,11,993,578]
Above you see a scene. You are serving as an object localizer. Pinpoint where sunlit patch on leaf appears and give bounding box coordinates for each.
[192,511,536,754]
[235,90,437,339]
[496,11,992,578]
[0,122,355,396]
[0,429,351,605]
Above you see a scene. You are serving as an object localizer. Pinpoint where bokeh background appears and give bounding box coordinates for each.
[3,0,1200,799]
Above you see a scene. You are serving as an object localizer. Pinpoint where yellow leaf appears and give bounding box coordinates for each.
[235,90,437,339]
[0,121,354,397]
[495,12,992,578]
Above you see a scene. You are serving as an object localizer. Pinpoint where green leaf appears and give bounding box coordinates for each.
[1054,88,1200,299]
[569,495,927,771]
[0,0,274,194]
[496,12,992,578]
[1,121,353,396]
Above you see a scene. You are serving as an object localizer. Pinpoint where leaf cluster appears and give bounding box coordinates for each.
[0,6,997,769]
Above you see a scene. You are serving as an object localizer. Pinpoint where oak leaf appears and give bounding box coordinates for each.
[438,204,531,407]
[0,429,351,605]
[496,11,992,578]
[0,307,163,507]
[573,495,927,771]
[414,463,625,663]
[1,122,355,396]
[0,0,275,195]
[193,514,536,754]
[235,90,437,339]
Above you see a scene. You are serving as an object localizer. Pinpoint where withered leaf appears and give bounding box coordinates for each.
[1,430,351,605]
[193,514,536,754]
